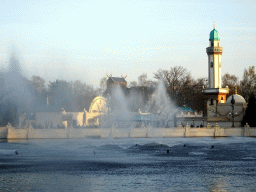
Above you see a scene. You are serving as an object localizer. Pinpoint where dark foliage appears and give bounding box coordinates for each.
[242,94,256,127]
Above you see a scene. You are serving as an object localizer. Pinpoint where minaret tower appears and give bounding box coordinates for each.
[203,25,229,119]
[207,23,223,89]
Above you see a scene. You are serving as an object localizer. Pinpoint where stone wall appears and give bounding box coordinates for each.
[7,127,29,139]
[0,127,8,139]
[5,124,256,139]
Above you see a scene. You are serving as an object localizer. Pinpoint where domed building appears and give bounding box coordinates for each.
[215,86,247,127]
[226,94,246,104]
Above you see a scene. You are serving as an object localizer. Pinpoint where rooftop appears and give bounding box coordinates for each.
[209,29,220,41]
[109,77,127,83]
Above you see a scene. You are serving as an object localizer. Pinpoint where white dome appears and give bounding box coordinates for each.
[226,94,246,103]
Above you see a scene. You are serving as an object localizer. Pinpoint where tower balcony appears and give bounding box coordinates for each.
[206,47,223,54]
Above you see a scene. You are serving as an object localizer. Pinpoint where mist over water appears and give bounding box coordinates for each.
[146,79,177,127]
[101,85,134,129]
[0,49,97,127]
[100,79,177,130]
[0,49,177,129]
[0,50,34,126]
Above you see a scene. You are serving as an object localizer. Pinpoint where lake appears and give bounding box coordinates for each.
[0,137,256,191]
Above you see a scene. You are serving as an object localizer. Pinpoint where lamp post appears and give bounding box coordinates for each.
[231,95,235,127]
[203,118,205,127]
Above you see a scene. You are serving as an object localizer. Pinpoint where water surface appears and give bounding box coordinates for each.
[0,137,256,191]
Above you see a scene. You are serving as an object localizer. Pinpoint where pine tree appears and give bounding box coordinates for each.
[242,94,256,127]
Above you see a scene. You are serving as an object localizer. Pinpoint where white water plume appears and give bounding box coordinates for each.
[100,85,134,129]
[101,79,178,129]
[145,79,177,127]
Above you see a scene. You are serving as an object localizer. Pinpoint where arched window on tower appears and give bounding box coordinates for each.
[210,98,214,105]
[220,96,224,103]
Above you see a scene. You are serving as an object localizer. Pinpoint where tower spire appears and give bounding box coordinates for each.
[213,21,215,29]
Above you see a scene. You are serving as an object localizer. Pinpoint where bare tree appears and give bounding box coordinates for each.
[154,66,207,113]
[47,80,73,111]
[129,81,137,87]
[29,76,46,95]
[240,66,256,102]
[154,66,192,106]
[222,73,239,98]
[28,76,48,112]
[100,77,108,93]
[72,80,96,111]
[138,73,148,87]
[188,77,207,114]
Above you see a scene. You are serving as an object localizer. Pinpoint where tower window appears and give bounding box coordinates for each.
[211,42,214,46]
[210,98,214,105]
[210,62,213,67]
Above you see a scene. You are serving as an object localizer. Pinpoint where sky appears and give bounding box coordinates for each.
[0,0,255,88]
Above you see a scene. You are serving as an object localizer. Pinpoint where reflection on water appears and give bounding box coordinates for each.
[0,137,256,191]
[208,176,228,192]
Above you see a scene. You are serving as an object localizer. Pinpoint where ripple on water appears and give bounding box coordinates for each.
[0,137,256,191]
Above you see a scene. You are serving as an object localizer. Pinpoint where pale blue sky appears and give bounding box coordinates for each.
[0,0,255,88]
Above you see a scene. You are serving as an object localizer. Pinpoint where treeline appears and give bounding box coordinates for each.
[222,66,256,101]
[25,65,256,115]
[124,66,207,114]
[29,76,97,112]
[126,66,256,115]
[0,74,98,126]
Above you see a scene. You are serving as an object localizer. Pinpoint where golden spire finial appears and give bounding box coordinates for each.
[235,84,237,94]
[213,21,215,29]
